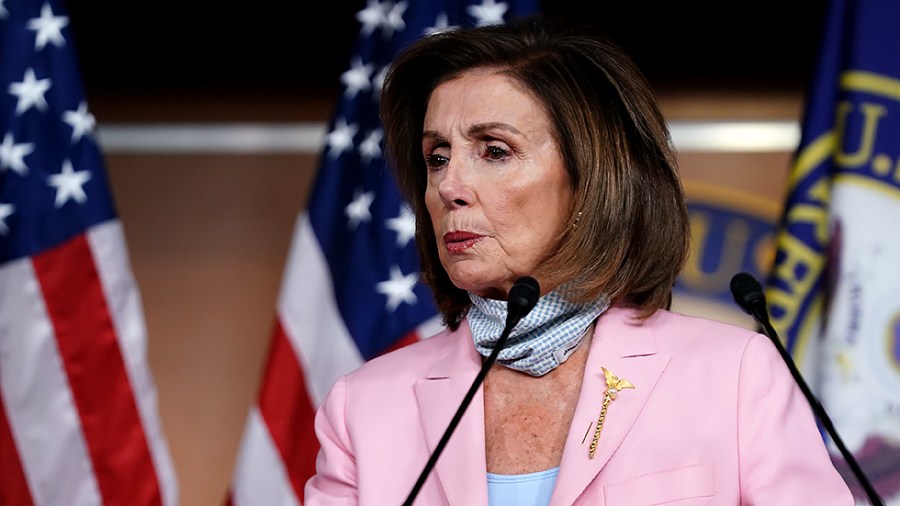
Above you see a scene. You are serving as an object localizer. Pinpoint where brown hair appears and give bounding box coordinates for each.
[381,15,689,330]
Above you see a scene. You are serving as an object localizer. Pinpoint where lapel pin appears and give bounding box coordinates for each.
[588,366,634,459]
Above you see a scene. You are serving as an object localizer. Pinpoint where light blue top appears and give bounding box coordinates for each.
[486,467,559,506]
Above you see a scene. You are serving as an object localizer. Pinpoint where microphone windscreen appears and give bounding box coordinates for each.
[730,272,765,315]
[508,276,540,318]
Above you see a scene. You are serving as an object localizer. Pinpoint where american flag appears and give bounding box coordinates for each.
[0,1,178,505]
[226,1,538,504]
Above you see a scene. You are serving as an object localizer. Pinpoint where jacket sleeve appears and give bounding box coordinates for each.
[737,333,854,504]
[304,375,359,505]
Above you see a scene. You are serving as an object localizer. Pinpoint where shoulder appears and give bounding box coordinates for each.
[342,326,464,386]
[650,308,758,337]
[317,325,475,423]
[642,307,769,356]
[620,308,792,396]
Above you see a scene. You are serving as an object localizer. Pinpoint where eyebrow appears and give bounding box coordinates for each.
[422,121,524,143]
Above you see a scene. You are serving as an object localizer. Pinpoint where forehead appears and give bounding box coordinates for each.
[425,68,548,126]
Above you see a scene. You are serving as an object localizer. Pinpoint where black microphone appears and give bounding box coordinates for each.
[505,275,541,326]
[401,276,541,506]
[729,272,884,506]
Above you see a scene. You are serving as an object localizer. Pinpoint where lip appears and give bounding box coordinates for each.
[442,231,484,254]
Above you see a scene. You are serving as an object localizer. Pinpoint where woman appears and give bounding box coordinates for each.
[304,15,853,505]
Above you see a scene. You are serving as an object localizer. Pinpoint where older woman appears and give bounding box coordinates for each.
[304,15,853,505]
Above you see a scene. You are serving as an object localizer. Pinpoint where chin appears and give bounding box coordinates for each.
[447,272,511,299]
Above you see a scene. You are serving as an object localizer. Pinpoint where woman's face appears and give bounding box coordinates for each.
[423,68,574,300]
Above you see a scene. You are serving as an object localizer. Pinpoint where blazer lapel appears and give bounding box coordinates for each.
[551,307,670,506]
[414,323,489,506]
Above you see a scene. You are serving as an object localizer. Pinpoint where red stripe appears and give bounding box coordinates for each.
[257,318,320,503]
[32,234,162,506]
[378,329,421,357]
[0,388,35,506]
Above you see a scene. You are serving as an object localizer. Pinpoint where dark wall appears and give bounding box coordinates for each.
[66,1,828,98]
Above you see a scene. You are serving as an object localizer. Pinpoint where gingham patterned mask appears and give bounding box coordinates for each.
[467,288,609,377]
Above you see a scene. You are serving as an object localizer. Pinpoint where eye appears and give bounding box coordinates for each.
[485,144,510,161]
[424,153,449,171]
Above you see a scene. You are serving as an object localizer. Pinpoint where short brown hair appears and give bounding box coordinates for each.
[381,15,689,330]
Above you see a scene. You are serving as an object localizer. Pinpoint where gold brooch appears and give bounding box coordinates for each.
[588,367,634,459]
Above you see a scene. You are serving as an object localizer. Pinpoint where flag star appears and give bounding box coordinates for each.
[48,159,91,207]
[27,2,69,50]
[358,129,383,164]
[468,0,508,26]
[0,203,13,235]
[63,101,96,143]
[8,68,52,115]
[356,0,385,37]
[0,0,9,19]
[326,118,358,159]
[345,190,375,228]
[376,265,418,312]
[385,204,416,247]
[0,133,34,175]
[425,12,458,35]
[341,57,374,98]
[382,1,408,38]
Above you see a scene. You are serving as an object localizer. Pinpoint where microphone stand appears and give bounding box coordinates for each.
[400,321,512,506]
[731,273,884,506]
[401,277,539,506]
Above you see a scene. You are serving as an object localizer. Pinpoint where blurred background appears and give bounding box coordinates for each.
[67,1,826,102]
[61,1,829,504]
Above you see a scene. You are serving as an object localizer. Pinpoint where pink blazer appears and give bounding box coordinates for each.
[304,307,854,505]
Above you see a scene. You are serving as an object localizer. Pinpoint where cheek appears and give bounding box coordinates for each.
[482,196,522,239]
[490,192,516,220]
[424,188,444,235]
[495,183,549,230]
[424,187,440,217]
[517,181,572,236]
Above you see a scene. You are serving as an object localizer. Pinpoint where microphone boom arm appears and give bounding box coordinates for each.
[401,276,540,506]
[730,272,884,506]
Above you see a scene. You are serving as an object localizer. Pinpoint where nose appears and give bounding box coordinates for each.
[436,159,475,208]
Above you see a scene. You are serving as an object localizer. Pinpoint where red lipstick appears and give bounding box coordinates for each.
[443,231,482,253]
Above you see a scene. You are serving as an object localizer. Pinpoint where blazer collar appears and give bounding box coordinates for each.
[551,306,670,506]
[412,307,670,506]
[414,321,489,506]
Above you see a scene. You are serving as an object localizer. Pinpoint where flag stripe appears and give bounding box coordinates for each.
[379,329,423,357]
[278,214,364,405]
[32,234,162,506]
[229,408,301,506]
[259,318,320,502]
[2,1,178,503]
[0,387,35,506]
[0,257,101,506]
[86,222,179,506]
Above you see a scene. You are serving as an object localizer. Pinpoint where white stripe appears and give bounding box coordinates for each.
[95,120,800,154]
[416,314,445,340]
[86,221,179,506]
[278,213,364,407]
[0,258,102,506]
[230,407,301,506]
